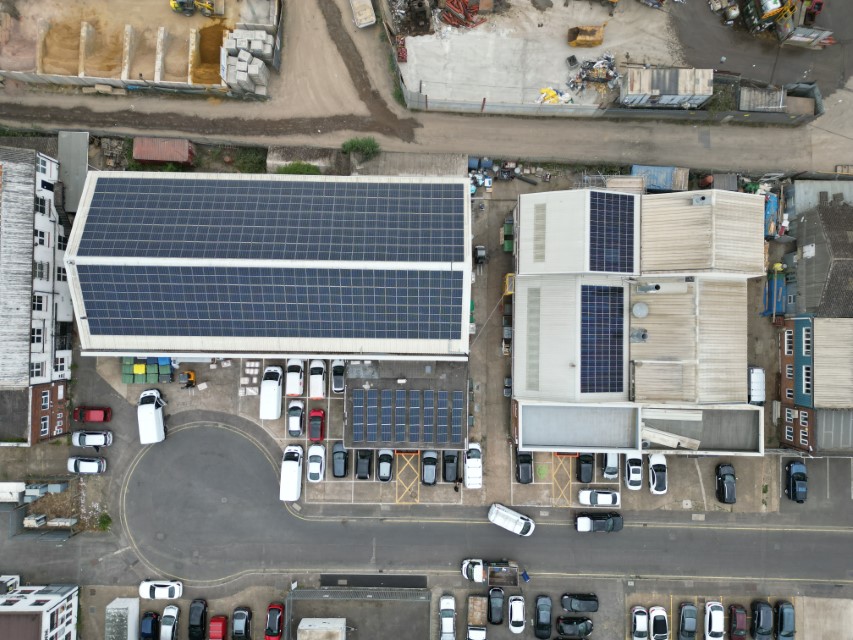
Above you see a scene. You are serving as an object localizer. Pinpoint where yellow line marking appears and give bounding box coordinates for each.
[395,451,420,504]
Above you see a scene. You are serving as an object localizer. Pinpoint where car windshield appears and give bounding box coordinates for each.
[310,365,323,375]
[139,395,156,405]
[520,521,532,535]
[288,405,301,416]
[262,370,279,381]
[468,448,481,459]
[287,364,300,373]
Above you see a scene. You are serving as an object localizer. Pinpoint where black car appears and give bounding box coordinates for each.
[561,593,599,613]
[784,461,808,503]
[774,601,795,639]
[332,442,348,478]
[488,587,504,625]
[556,616,594,639]
[140,611,159,640]
[443,451,459,483]
[355,449,372,480]
[534,595,552,640]
[516,450,534,484]
[576,454,594,483]
[678,602,698,640]
[751,601,773,640]
[232,606,252,639]
[422,450,438,486]
[188,599,207,640]
[715,463,737,504]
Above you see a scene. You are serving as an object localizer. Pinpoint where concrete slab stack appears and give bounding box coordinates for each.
[221,29,271,97]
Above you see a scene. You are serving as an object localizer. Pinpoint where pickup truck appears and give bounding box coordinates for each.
[461,559,520,587]
[72,406,112,422]
[467,595,487,640]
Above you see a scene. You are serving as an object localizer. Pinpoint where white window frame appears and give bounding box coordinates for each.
[784,330,794,355]
[34,229,46,246]
[34,195,47,214]
[799,412,809,427]
[30,362,44,378]
[57,233,67,251]
[802,365,812,395]
[56,266,67,282]
[34,261,49,280]
[799,429,809,446]
[787,294,795,304]
[785,364,793,379]
[32,294,45,311]
[802,326,812,356]
[41,390,50,410]
[53,356,66,374]
[31,327,43,344]
[784,425,794,440]
[40,416,49,437]
[785,388,794,400]
[785,408,794,422]
[37,156,48,174]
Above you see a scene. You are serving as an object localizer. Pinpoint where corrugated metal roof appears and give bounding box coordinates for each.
[630,165,689,192]
[57,131,90,213]
[816,409,853,451]
[519,402,639,451]
[517,190,589,274]
[738,85,786,112]
[623,68,714,98]
[605,175,646,195]
[641,190,765,274]
[813,318,853,408]
[696,279,748,403]
[132,137,194,163]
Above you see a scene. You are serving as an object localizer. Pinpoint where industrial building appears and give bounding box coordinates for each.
[0,575,79,640]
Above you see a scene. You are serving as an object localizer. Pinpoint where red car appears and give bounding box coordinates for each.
[72,406,112,422]
[308,409,325,442]
[209,615,228,640]
[729,604,748,637]
[264,603,285,640]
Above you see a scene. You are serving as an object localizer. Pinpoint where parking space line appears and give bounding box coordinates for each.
[551,454,573,507]
[850,458,853,499]
[395,451,420,504]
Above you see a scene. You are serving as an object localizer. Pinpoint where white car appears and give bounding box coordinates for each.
[625,453,643,491]
[578,489,620,507]
[331,359,346,393]
[704,602,724,640]
[377,449,394,482]
[631,606,649,640]
[308,359,326,399]
[285,359,304,396]
[648,453,668,495]
[160,604,179,640]
[138,580,183,599]
[464,443,483,489]
[649,605,668,640]
[67,456,107,474]
[508,595,525,634]
[439,594,456,640]
[71,431,113,450]
[306,444,326,483]
[287,400,304,437]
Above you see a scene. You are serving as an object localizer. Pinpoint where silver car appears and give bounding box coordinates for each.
[71,430,113,451]
[439,594,456,640]
[67,456,107,474]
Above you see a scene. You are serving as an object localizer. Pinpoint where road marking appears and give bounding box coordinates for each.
[850,458,853,500]
[694,458,708,511]
[827,456,831,500]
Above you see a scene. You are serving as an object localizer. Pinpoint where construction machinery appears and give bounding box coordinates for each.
[567,24,606,47]
[170,0,216,17]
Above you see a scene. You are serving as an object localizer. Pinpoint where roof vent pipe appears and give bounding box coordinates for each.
[637,283,661,293]
[630,328,649,343]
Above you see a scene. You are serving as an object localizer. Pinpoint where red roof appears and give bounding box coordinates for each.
[132,137,194,164]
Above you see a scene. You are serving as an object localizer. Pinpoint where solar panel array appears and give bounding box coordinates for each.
[79,177,466,262]
[580,285,625,394]
[588,191,635,274]
[349,388,465,446]
[76,265,463,339]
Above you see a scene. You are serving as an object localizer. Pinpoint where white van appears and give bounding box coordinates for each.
[487,503,535,537]
[259,365,283,420]
[308,360,326,399]
[137,389,166,444]
[279,445,303,502]
[748,366,766,406]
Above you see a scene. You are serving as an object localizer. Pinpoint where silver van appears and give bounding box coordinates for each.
[748,366,766,406]
[487,503,535,537]
[137,389,166,444]
[259,365,283,420]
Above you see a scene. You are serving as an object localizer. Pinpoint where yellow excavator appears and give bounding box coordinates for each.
[170,0,215,17]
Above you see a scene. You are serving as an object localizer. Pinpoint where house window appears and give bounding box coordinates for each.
[799,429,809,446]
[802,326,812,356]
[31,327,43,344]
[800,412,809,427]
[57,233,67,251]
[784,425,794,440]
[34,229,46,245]
[786,364,793,379]
[32,599,50,606]
[34,261,49,280]
[32,294,45,311]
[34,196,47,214]
[802,366,812,395]
[37,155,48,174]
[785,388,794,400]
[785,408,794,422]
[56,266,67,282]
[41,390,50,409]
[784,330,794,355]
[787,294,795,304]
[54,357,66,374]
[40,416,49,437]
[30,362,44,378]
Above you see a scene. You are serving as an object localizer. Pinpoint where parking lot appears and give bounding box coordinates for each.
[779,455,853,520]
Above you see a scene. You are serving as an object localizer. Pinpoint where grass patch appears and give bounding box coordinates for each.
[276,161,321,175]
[762,483,769,494]
[341,137,381,161]
[0,436,27,443]
[97,513,113,532]
[234,147,268,173]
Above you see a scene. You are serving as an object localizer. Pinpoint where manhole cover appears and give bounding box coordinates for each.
[156,532,165,541]
[221,497,228,503]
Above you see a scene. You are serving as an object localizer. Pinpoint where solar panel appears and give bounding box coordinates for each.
[408,391,421,442]
[381,390,393,442]
[76,265,463,340]
[436,391,449,444]
[395,390,407,442]
[352,389,365,443]
[78,177,466,262]
[580,285,625,393]
[366,389,379,443]
[588,191,635,274]
[422,390,435,443]
[451,390,464,444]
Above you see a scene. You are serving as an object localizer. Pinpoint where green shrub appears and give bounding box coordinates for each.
[341,137,380,161]
[97,513,113,531]
[234,147,268,173]
[276,161,321,175]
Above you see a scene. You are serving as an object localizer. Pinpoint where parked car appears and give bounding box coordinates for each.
[72,406,112,422]
[632,606,649,640]
[138,580,182,600]
[649,453,668,495]
[774,601,795,639]
[578,489,620,507]
[377,449,394,482]
[264,602,284,640]
[306,444,325,483]
[556,616,594,639]
[704,602,724,640]
[308,359,326,399]
[439,594,456,640]
[187,599,207,640]
[464,443,483,489]
[443,450,459,483]
[650,606,669,640]
[208,615,228,640]
[561,593,598,613]
[308,408,325,442]
[284,359,304,396]
[71,430,113,451]
[331,360,346,393]
[678,602,698,640]
[139,611,159,640]
[232,606,252,639]
[575,511,623,533]
[784,461,808,503]
[259,366,283,420]
[730,604,748,638]
[534,595,552,640]
[488,587,504,625]
[332,442,348,478]
[715,463,737,504]
[67,456,107,474]
[751,601,774,640]
[422,450,438,486]
[287,400,304,437]
[160,604,179,640]
[508,595,525,634]
[625,453,643,491]
[601,451,619,479]
[576,453,594,483]
[516,450,533,484]
[355,449,372,480]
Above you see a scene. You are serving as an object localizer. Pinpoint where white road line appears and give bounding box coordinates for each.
[850,458,853,500]
[827,456,831,500]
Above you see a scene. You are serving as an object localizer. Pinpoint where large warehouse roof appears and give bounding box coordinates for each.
[66,173,471,358]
